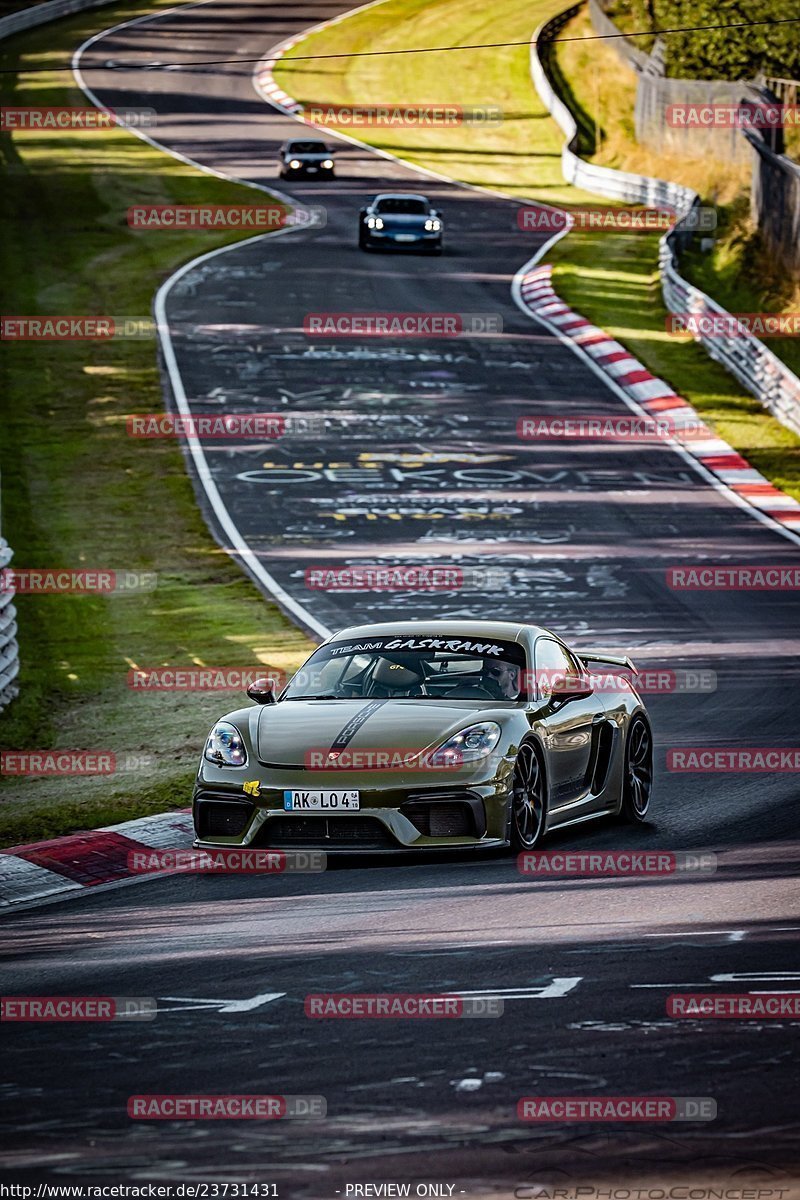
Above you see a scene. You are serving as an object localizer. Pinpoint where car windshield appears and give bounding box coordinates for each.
[375,198,428,214]
[283,635,526,701]
[288,142,327,154]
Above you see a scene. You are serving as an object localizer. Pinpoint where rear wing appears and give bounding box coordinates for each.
[577,649,638,674]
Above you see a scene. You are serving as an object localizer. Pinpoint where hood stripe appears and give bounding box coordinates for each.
[329,700,388,753]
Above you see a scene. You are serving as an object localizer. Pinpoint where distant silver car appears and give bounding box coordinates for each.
[359,193,443,253]
[278,138,335,179]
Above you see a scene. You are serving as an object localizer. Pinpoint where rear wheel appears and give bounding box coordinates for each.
[510,742,547,850]
[620,715,653,822]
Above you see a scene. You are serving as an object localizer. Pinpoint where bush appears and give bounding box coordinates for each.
[604,0,800,80]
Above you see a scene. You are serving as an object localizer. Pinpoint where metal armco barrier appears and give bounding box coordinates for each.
[0,539,19,713]
[531,4,800,439]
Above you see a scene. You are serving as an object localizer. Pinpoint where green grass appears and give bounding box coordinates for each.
[274,0,599,206]
[0,0,315,846]
[274,0,800,502]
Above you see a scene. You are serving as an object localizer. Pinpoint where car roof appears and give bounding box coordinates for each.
[327,620,556,645]
[371,193,430,204]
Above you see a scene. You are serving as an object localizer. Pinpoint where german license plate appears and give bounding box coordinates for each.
[394,234,415,241]
[283,790,360,811]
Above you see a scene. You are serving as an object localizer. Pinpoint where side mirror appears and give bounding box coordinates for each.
[247,678,277,705]
[551,671,593,701]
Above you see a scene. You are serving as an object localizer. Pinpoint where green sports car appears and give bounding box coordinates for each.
[192,620,653,853]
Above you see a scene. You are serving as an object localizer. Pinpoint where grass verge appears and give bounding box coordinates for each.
[0,0,315,846]
[274,0,800,502]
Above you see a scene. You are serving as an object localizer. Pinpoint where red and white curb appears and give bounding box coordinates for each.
[0,810,194,909]
[254,46,302,114]
[517,265,800,542]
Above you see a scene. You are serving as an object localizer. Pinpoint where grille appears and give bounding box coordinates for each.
[402,801,476,838]
[264,816,397,850]
[195,800,253,839]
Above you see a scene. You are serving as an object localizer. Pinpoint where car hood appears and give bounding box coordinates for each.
[288,152,329,162]
[256,697,501,767]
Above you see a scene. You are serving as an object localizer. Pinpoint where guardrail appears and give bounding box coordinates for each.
[0,539,19,713]
[531,3,800,438]
[1,0,124,715]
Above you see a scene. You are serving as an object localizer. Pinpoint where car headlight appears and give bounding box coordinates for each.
[431,721,501,766]
[424,218,441,231]
[367,216,384,229]
[321,159,334,168]
[289,159,302,169]
[204,722,247,767]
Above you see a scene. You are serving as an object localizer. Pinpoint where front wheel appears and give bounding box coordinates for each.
[619,715,653,822]
[510,741,547,850]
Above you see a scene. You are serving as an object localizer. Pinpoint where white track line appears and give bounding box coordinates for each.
[72,3,333,640]
[510,263,800,549]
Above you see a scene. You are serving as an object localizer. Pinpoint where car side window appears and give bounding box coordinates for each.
[534,638,579,699]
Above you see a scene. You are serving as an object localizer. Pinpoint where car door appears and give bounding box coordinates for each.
[533,637,605,813]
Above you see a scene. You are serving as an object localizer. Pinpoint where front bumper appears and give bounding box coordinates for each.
[283,163,333,177]
[192,766,512,852]
[363,229,441,248]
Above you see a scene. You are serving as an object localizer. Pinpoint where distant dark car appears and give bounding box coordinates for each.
[278,139,335,179]
[359,193,443,253]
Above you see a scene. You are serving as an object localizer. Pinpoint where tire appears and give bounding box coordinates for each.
[509,741,547,851]
[619,715,653,822]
